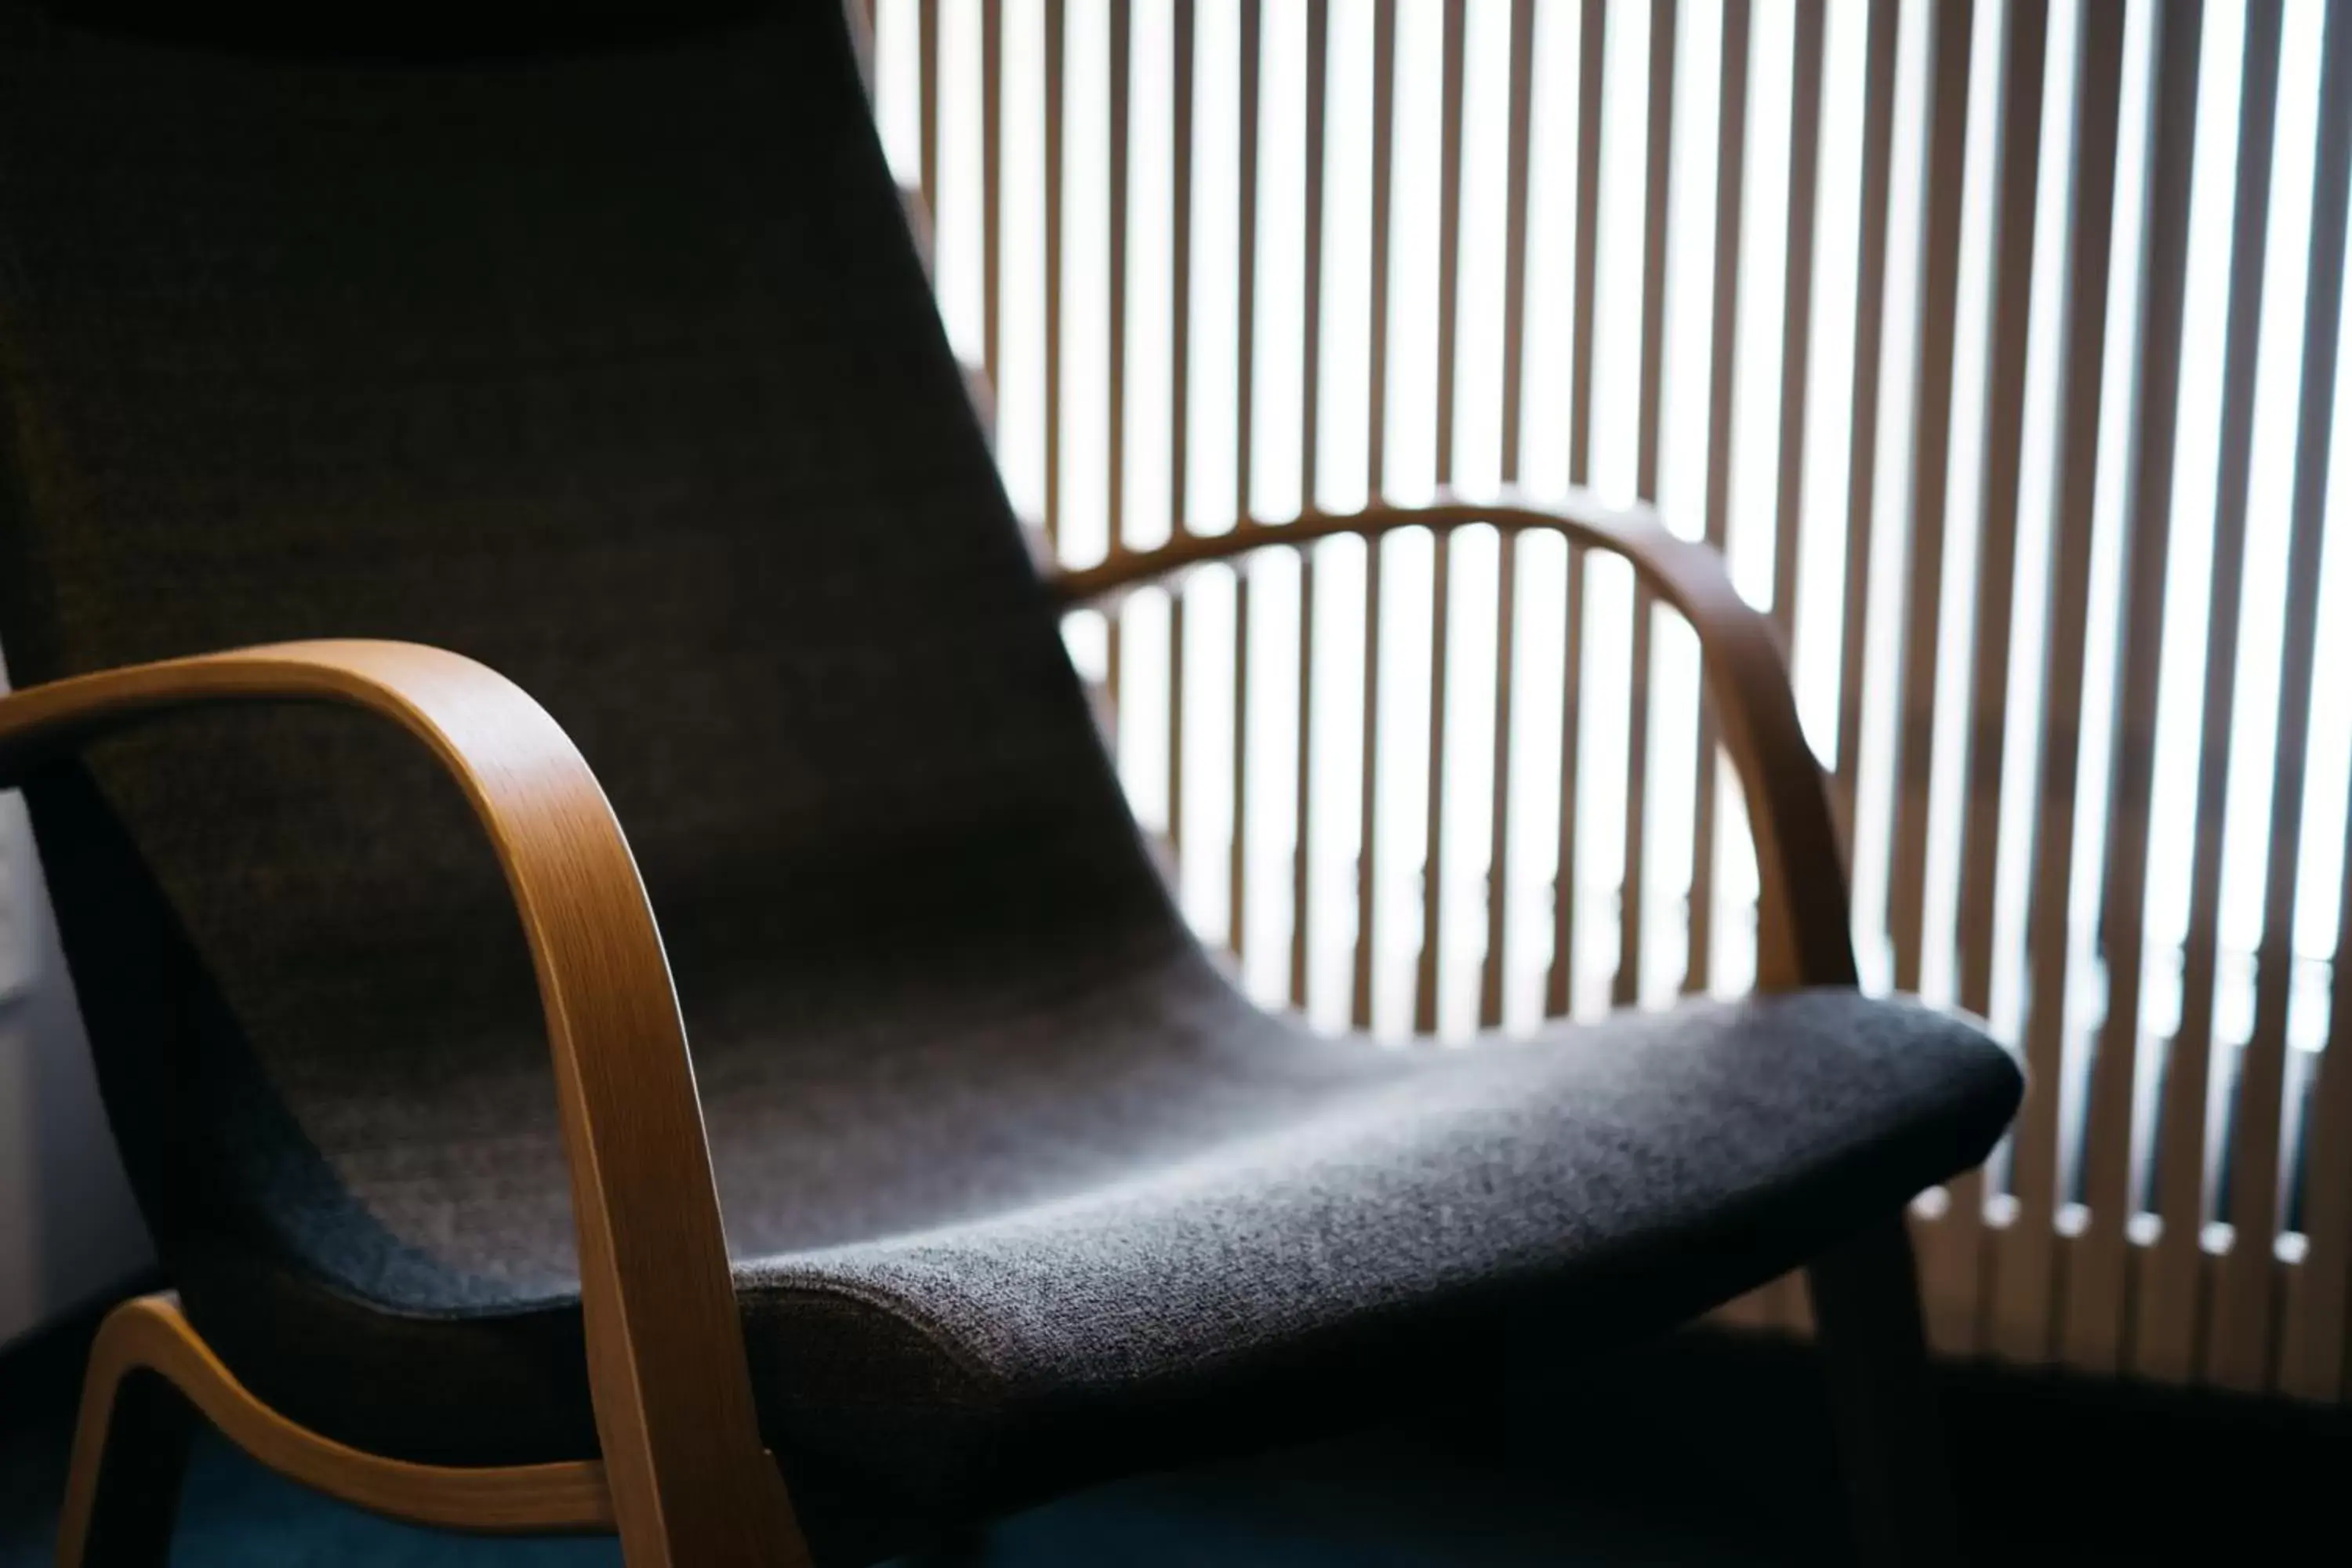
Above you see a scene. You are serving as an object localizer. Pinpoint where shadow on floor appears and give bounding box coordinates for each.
[6,1308,2349,1565]
[1,1416,1802,1568]
[0,1299,1806,1567]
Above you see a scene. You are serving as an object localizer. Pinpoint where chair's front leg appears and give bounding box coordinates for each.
[1805,1216,1962,1568]
[56,1354,196,1568]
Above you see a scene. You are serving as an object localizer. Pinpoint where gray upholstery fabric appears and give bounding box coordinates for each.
[0,2,2023,1562]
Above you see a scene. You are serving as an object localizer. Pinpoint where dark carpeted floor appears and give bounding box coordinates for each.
[5,1299,2347,1566]
[0,1417,1799,1568]
[0,1297,1817,1568]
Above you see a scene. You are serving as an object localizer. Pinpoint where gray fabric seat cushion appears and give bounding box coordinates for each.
[172,931,2016,1563]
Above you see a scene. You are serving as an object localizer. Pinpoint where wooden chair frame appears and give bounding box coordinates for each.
[7,494,1955,1566]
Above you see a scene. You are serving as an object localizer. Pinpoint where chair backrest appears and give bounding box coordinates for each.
[0,0,1178,1299]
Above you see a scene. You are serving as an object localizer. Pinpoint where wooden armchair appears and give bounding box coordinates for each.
[0,2,2017,1564]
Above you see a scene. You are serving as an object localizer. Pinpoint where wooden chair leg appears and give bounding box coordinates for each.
[55,1359,197,1568]
[50,1295,622,1553]
[1804,1214,1962,1568]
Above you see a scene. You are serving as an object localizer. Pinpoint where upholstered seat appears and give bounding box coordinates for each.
[162,960,2013,1561]
[0,2,2020,1563]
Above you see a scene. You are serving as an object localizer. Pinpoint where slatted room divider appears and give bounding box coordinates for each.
[856,0,2352,1403]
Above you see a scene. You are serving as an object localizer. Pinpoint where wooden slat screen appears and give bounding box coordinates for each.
[867,0,2352,1401]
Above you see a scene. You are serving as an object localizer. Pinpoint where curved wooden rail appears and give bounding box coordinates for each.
[64,1294,614,1537]
[1053,492,1858,992]
[0,641,807,1568]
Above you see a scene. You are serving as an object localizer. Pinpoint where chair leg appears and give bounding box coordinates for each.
[1803,1214,1962,1568]
[55,1358,197,1568]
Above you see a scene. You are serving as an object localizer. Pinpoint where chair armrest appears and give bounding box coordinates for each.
[0,640,805,1566]
[1049,489,1858,993]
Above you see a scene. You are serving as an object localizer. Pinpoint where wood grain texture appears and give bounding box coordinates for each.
[60,1295,614,1552]
[1056,494,1856,995]
[0,642,805,1568]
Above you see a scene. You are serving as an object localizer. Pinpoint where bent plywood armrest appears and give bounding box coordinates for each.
[1049,488,1860,995]
[1054,494,1959,1560]
[0,641,808,1568]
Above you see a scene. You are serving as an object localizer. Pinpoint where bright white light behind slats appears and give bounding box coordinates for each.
[869,0,2352,1396]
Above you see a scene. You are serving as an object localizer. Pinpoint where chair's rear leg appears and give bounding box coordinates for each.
[1803,1214,1962,1568]
[55,1359,196,1568]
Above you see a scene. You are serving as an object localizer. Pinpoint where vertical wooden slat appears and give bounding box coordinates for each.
[1292,0,1331,1010]
[2135,0,2284,1385]
[1834,0,1901,835]
[2281,781,2352,1397]
[1353,0,1400,1030]
[1232,0,1262,960]
[2209,3,2352,1392]
[1480,0,1539,1031]
[1547,0,1609,1022]
[1169,1,1197,862]
[2067,0,2203,1376]
[1887,0,1974,1357]
[1955,0,2049,1022]
[982,0,1004,391]
[1989,0,2126,1366]
[1933,0,2049,1360]
[1612,0,1679,1011]
[1765,0,1830,1338]
[1044,0,1067,554]
[1107,0,1134,726]
[1699,0,1791,1334]
[1415,0,1469,1036]
[1684,0,1752,1001]
[919,0,941,218]
[1773,2,1825,650]
[1887,0,1973,1003]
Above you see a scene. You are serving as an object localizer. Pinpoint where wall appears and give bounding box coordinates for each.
[0,680,153,1347]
